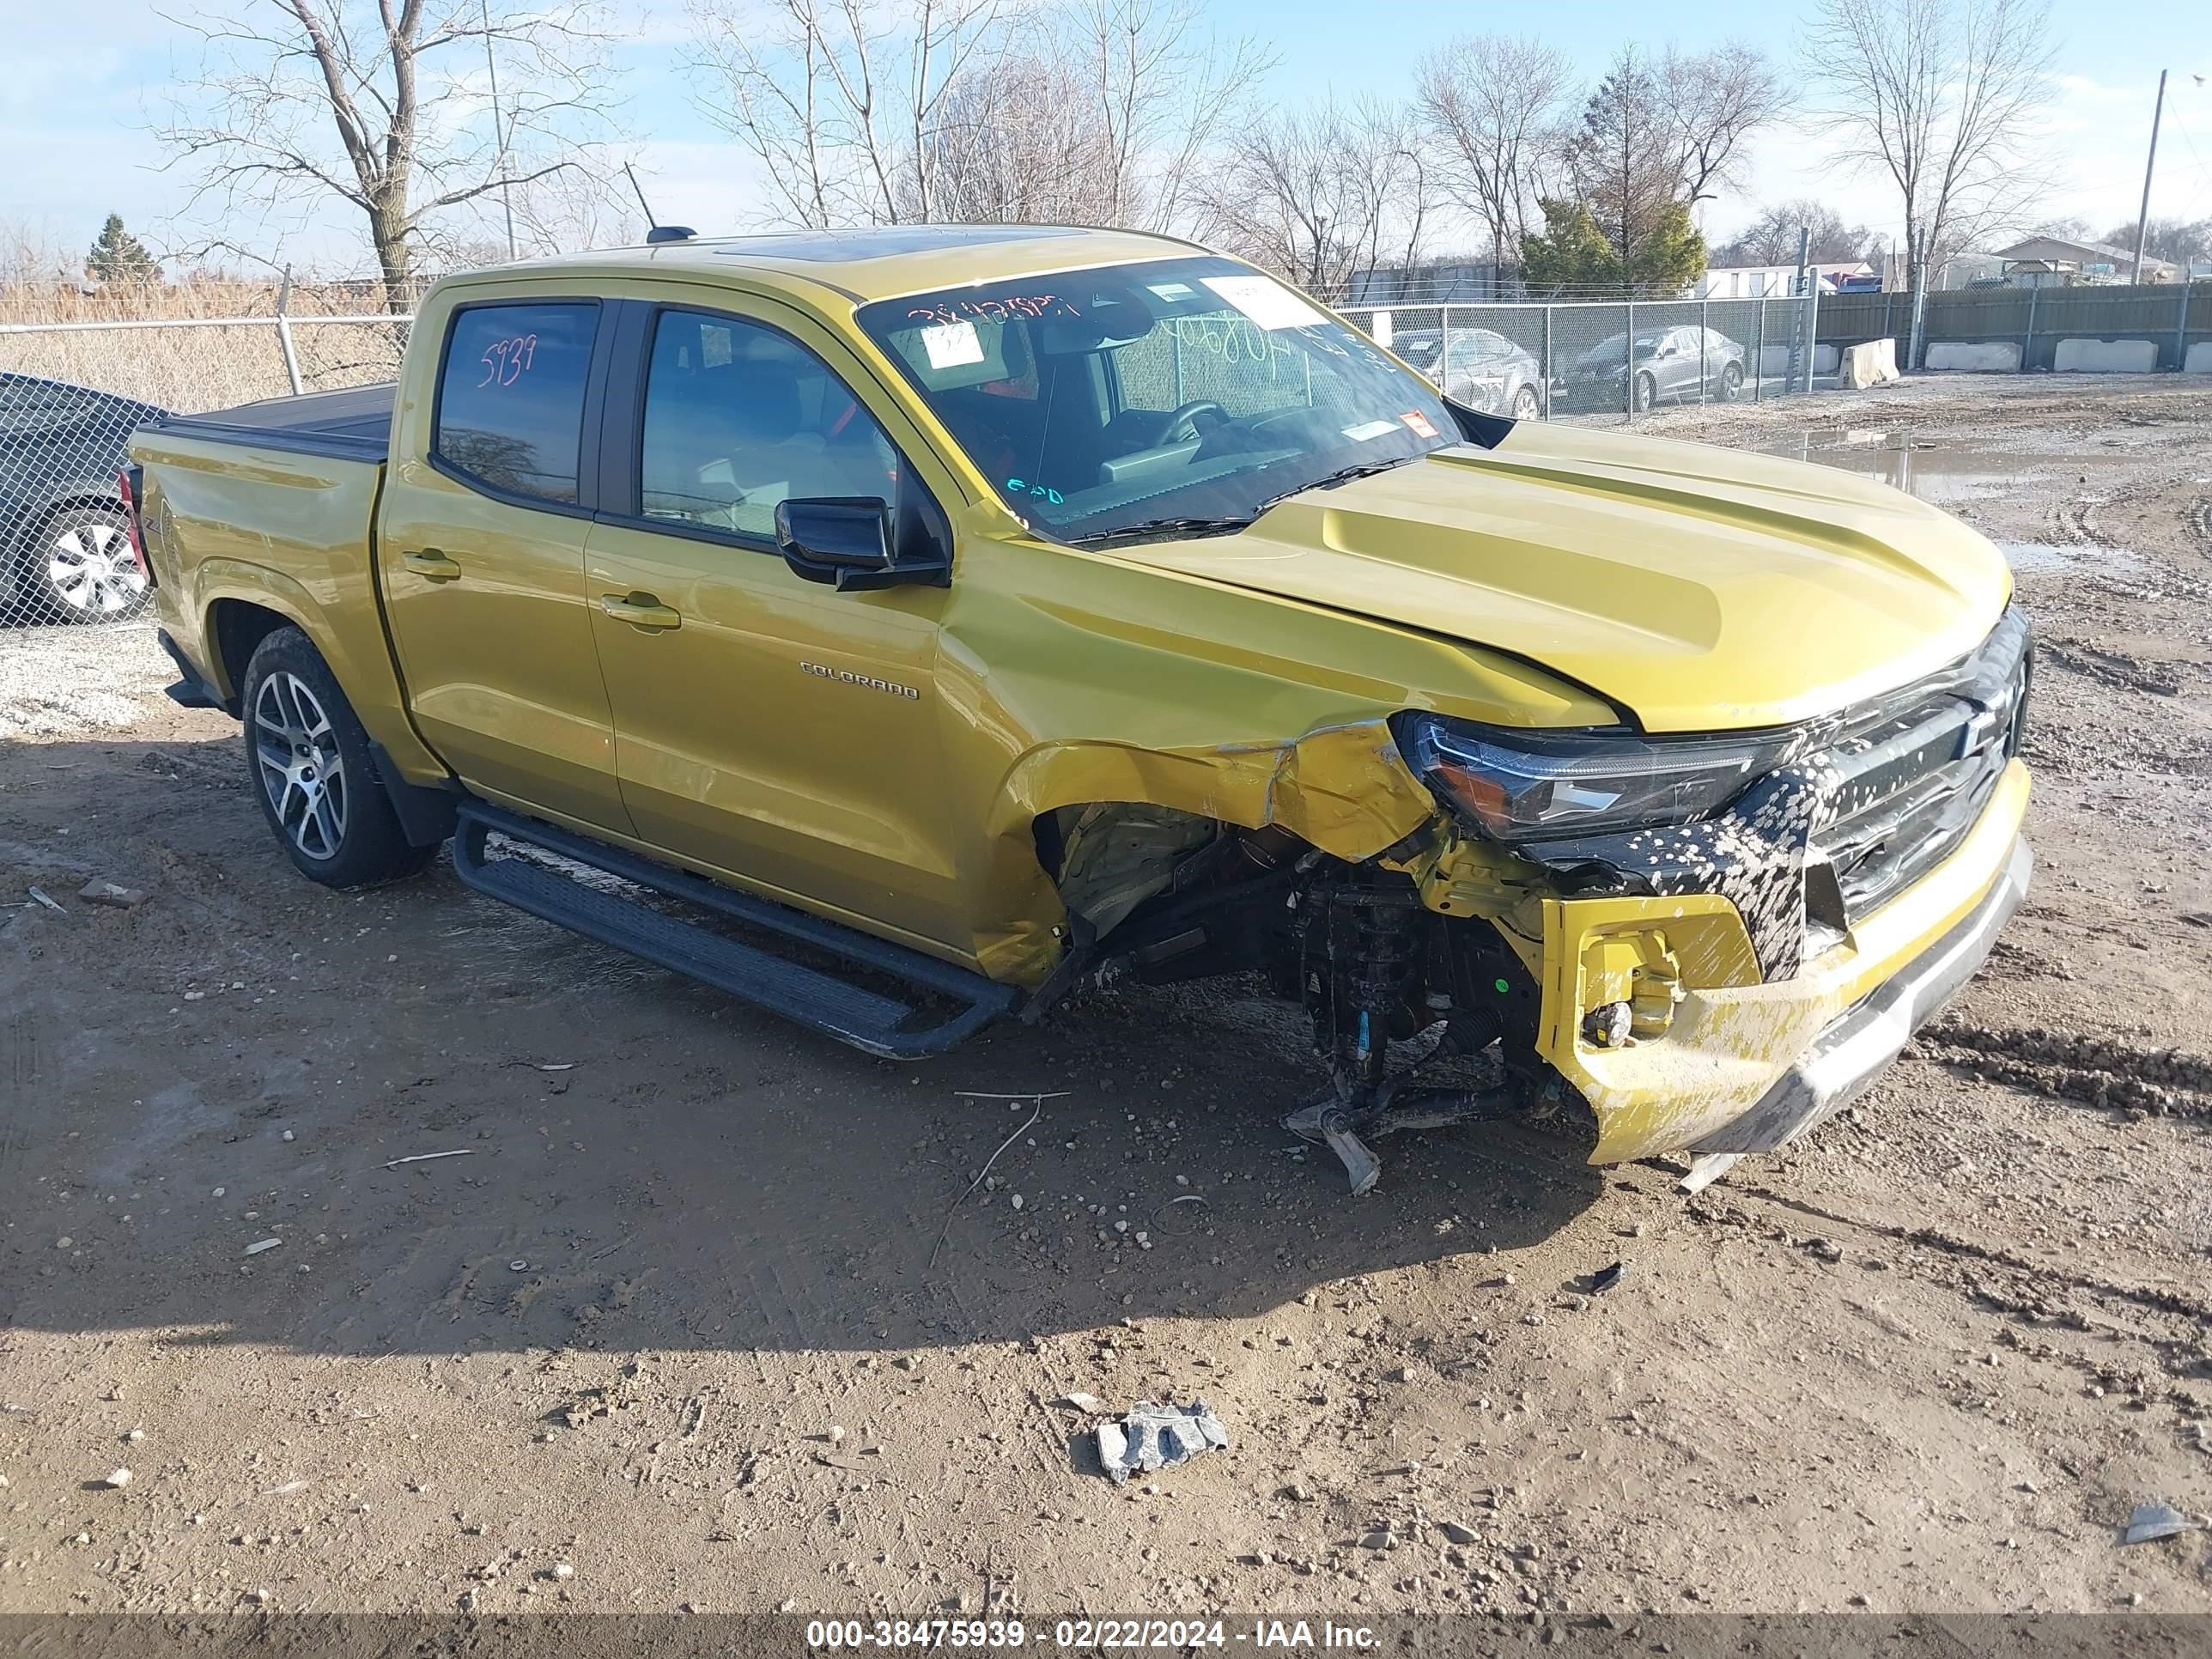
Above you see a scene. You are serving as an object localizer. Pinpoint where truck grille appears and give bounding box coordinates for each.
[1810,609,2031,921]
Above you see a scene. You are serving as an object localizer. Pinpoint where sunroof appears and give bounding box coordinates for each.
[710,226,1072,263]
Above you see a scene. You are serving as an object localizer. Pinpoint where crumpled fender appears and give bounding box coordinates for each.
[969,719,1443,987]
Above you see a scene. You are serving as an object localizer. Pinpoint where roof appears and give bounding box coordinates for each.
[470,224,1212,306]
[1991,234,2177,272]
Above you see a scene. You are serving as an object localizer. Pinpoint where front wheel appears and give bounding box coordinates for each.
[241,626,435,888]
[1718,361,1744,401]
[1632,372,1657,414]
[1511,383,1541,421]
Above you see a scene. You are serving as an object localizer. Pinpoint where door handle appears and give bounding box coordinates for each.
[600,592,682,631]
[403,550,462,582]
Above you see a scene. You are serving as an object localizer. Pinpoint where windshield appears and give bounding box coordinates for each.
[857,256,1457,544]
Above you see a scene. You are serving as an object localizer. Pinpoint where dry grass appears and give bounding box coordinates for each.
[0,280,416,413]
[0,276,423,323]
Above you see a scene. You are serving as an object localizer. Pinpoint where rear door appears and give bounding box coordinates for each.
[580,291,966,951]
[377,295,634,834]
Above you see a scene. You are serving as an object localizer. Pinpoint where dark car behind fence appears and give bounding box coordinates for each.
[0,308,411,630]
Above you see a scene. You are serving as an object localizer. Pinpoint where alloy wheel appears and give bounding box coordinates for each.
[254,672,349,860]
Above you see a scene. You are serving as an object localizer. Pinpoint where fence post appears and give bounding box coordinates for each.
[2023,285,2038,373]
[1625,300,1636,422]
[1753,298,1764,404]
[2179,280,2194,372]
[1805,278,1821,392]
[1699,298,1710,406]
[1541,306,1553,418]
[1439,305,1452,396]
[274,265,304,397]
[1882,290,1893,356]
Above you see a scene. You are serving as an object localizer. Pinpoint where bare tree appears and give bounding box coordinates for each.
[155,0,617,307]
[684,0,1004,228]
[1802,0,2056,295]
[1416,35,1571,284]
[1662,44,1787,209]
[1713,198,1880,265]
[1191,99,1435,295]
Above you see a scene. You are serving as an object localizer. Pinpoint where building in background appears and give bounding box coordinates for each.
[1988,234,2180,286]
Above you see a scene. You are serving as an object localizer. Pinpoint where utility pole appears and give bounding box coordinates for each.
[482,0,517,260]
[2131,69,2167,285]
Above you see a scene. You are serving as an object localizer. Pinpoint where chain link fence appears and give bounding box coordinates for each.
[1334,294,1823,423]
[0,303,412,636]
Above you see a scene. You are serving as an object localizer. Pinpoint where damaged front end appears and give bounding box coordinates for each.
[1048,611,2035,1194]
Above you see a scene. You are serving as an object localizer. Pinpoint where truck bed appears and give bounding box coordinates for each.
[147,382,393,463]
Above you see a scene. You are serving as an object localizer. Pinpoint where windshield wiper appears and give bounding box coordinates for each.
[1069,514,1255,548]
[1249,453,1419,517]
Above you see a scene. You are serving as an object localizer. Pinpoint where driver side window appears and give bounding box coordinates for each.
[639,309,898,543]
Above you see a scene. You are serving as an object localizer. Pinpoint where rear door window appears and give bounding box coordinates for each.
[434,302,599,504]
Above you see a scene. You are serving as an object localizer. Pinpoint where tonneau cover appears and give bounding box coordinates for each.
[146,381,394,463]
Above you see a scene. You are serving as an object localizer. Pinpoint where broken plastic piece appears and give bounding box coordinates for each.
[1319,1111,1382,1198]
[2122,1502,2198,1546]
[1590,1261,1626,1295]
[1095,1401,1229,1484]
[1679,1152,1742,1194]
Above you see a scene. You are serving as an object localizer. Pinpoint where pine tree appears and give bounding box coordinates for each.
[85,215,159,286]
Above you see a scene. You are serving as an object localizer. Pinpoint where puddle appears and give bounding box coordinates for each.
[1755,431,2037,504]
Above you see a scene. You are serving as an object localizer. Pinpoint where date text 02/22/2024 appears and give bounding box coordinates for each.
[802,1619,1380,1649]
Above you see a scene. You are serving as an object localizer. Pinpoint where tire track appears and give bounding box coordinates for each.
[1916,1020,2212,1125]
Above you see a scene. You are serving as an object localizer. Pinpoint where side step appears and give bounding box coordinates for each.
[451,802,1018,1059]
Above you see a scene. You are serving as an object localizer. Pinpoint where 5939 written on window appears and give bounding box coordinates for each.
[434,303,599,504]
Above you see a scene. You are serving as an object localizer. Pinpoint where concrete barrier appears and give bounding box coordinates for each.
[2187,342,2212,374]
[1925,342,2021,372]
[2052,337,2158,373]
[1756,343,1840,376]
[1839,338,1899,388]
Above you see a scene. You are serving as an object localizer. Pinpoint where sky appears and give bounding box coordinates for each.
[3,0,2209,276]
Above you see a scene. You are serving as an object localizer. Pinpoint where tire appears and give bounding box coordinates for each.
[1632,372,1657,415]
[1511,383,1541,421]
[1718,361,1744,401]
[28,503,149,622]
[240,626,435,889]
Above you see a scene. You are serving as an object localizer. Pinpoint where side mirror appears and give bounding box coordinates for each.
[775,496,892,584]
[775,489,952,592]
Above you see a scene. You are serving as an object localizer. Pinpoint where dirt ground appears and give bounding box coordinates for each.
[2,374,2209,1625]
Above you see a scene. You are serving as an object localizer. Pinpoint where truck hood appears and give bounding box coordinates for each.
[1106,421,2014,732]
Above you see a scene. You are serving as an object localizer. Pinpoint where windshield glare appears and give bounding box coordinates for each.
[857,257,1456,543]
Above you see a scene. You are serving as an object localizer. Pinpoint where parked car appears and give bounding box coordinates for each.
[0,372,167,622]
[131,228,2030,1197]
[1391,326,1544,419]
[1559,325,1747,413]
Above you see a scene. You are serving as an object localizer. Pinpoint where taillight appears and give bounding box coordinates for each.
[118,464,154,586]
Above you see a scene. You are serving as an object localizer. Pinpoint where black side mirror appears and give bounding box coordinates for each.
[776,496,893,588]
[775,489,952,592]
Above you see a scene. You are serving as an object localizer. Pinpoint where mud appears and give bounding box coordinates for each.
[2,373,2209,1620]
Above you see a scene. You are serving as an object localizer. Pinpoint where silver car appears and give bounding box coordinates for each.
[1563,325,1747,413]
[1392,326,1544,420]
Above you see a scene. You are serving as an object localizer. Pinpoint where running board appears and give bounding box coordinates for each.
[451,803,1018,1059]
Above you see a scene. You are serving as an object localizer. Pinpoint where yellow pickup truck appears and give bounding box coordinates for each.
[129,225,2032,1194]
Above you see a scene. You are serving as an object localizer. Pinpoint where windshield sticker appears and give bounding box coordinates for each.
[1200,275,1327,331]
[1400,410,1439,439]
[1341,419,1400,442]
[1146,281,1197,302]
[921,319,985,370]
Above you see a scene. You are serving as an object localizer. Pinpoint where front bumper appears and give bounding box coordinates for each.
[1532,757,2032,1164]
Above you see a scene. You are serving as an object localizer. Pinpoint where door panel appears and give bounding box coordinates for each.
[584,302,963,950]
[377,297,633,833]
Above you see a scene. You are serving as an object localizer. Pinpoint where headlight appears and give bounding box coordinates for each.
[1399,714,1795,842]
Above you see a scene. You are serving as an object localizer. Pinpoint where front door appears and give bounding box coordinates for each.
[582,299,963,952]
[378,296,633,834]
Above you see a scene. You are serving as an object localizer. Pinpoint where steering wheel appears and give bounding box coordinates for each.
[1145,399,1228,447]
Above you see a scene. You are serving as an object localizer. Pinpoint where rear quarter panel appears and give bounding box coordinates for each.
[135,429,445,778]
